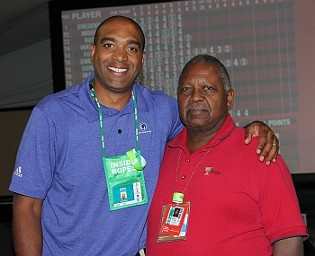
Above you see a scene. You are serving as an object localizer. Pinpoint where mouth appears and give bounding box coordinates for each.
[185,105,210,118]
[186,105,209,113]
[187,109,207,115]
[108,66,128,73]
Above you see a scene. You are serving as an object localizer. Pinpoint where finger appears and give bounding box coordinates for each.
[256,128,269,155]
[260,134,279,165]
[258,142,271,163]
[245,133,252,145]
[265,137,279,163]
[244,125,259,144]
[264,146,278,165]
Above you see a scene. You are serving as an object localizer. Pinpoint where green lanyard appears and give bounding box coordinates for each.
[89,84,141,162]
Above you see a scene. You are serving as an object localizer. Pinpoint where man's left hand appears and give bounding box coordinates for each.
[244,121,279,165]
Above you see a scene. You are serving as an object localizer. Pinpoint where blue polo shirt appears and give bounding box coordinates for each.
[9,73,183,255]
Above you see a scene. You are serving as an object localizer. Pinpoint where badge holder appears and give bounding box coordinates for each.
[90,83,148,211]
[157,192,190,242]
[126,149,146,171]
[104,150,147,211]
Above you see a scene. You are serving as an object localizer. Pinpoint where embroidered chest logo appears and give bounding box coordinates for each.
[139,122,152,134]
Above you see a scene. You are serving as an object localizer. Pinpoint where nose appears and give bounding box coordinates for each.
[190,88,204,102]
[112,46,128,62]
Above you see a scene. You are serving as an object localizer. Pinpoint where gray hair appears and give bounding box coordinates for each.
[178,54,231,92]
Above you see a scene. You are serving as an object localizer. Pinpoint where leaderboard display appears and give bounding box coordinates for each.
[59,0,315,173]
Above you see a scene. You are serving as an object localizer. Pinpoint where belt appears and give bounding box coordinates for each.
[135,248,146,256]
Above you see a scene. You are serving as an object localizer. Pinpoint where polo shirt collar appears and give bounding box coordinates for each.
[79,73,149,122]
[168,114,236,152]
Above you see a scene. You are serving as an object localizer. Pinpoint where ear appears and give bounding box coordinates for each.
[141,51,146,65]
[90,44,96,64]
[226,88,234,110]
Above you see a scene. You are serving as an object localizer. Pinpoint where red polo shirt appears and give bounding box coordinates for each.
[147,115,308,255]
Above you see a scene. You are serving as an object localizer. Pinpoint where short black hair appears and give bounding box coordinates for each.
[93,15,146,51]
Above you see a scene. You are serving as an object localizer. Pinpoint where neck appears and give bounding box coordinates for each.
[93,83,132,111]
[186,115,228,153]
[186,129,215,153]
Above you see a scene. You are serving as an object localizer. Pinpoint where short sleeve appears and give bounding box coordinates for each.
[9,106,56,199]
[259,156,308,243]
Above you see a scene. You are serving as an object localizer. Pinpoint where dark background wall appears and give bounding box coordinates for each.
[0,0,51,195]
[0,109,32,196]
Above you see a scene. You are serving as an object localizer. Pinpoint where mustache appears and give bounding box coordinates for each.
[185,104,210,114]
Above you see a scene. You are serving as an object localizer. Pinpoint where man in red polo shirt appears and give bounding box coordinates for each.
[147,54,308,255]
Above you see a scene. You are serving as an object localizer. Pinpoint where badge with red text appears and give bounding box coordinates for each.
[157,202,190,242]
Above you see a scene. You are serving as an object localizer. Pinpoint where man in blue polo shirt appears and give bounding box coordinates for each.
[9,16,279,256]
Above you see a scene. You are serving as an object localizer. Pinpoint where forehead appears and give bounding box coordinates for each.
[98,18,144,43]
[181,63,221,83]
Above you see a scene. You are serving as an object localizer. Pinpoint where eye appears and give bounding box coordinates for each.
[103,43,114,48]
[203,85,217,93]
[128,45,140,53]
[179,86,192,95]
[204,85,214,91]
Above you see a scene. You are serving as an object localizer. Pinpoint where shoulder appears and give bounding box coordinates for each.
[134,84,177,106]
[221,125,260,159]
[37,84,81,111]
[27,84,87,129]
[36,73,94,112]
[134,84,182,140]
[234,125,260,149]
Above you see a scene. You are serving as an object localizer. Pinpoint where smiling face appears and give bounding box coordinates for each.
[177,62,234,135]
[90,16,146,94]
